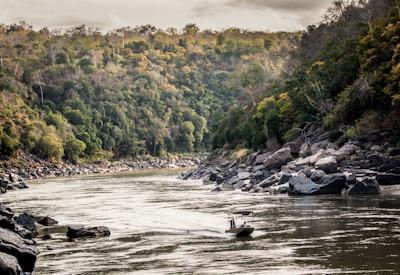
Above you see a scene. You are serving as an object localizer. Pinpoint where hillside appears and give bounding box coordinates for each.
[212,0,400,151]
[0,24,299,161]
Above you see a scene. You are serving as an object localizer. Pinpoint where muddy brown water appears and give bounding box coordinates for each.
[2,170,400,274]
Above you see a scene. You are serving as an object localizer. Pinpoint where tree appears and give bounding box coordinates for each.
[183,23,199,35]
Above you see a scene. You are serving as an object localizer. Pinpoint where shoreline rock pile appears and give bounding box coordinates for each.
[181,132,400,196]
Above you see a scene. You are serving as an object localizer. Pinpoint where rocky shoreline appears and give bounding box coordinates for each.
[181,130,400,196]
[0,152,200,274]
[1,152,200,195]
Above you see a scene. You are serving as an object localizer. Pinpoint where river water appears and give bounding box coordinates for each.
[2,170,400,274]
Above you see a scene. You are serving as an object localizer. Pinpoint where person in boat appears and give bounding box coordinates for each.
[230,217,236,229]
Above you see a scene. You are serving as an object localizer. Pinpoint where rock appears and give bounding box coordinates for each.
[344,171,356,184]
[233,181,246,190]
[41,234,52,240]
[310,169,327,183]
[311,140,329,154]
[252,165,265,172]
[387,147,400,156]
[332,143,360,159]
[7,174,19,183]
[269,182,290,194]
[284,140,302,155]
[299,142,311,157]
[264,147,292,169]
[211,187,222,192]
[296,149,327,166]
[36,216,58,226]
[346,178,381,195]
[226,176,240,185]
[220,183,235,191]
[208,171,223,182]
[318,174,346,194]
[288,176,319,196]
[66,226,111,239]
[258,175,278,188]
[371,145,385,152]
[15,213,37,237]
[376,173,400,186]
[254,152,271,165]
[237,172,251,180]
[0,228,37,272]
[0,252,22,275]
[315,156,338,174]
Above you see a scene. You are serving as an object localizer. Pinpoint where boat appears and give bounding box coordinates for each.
[225,211,254,237]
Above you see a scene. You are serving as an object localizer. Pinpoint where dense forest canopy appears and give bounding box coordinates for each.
[212,0,400,151]
[0,22,299,161]
[0,0,399,163]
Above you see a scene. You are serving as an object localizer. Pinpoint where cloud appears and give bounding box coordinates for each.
[225,0,331,12]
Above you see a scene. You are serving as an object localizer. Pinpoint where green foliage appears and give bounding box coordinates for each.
[35,129,64,161]
[64,136,86,161]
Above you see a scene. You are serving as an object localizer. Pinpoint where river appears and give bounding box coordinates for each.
[2,170,400,274]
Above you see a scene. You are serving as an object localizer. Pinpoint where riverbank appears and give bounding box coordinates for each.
[0,151,200,194]
[181,129,400,196]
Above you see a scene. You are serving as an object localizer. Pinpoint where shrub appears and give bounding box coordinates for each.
[36,131,64,161]
[64,136,86,161]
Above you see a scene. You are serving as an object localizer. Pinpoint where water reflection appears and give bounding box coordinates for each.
[2,171,400,274]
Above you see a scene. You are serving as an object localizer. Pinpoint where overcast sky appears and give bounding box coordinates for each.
[0,0,333,32]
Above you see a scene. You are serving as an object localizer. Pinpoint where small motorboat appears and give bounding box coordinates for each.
[225,211,254,237]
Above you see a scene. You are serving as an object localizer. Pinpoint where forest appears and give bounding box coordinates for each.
[212,0,400,152]
[0,22,298,161]
[0,0,399,163]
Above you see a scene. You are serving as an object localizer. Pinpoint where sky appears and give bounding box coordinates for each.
[0,0,334,32]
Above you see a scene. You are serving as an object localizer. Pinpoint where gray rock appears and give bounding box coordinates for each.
[254,152,271,165]
[346,178,381,195]
[264,147,292,169]
[252,164,265,172]
[36,216,58,226]
[67,226,111,239]
[310,169,327,183]
[0,228,37,272]
[233,181,246,190]
[387,147,400,156]
[269,182,290,194]
[226,176,240,185]
[211,187,222,192]
[316,156,338,174]
[15,213,37,237]
[299,142,311,157]
[237,172,251,180]
[311,140,329,154]
[371,145,385,152]
[333,143,360,159]
[0,252,22,275]
[319,174,346,194]
[288,176,319,196]
[376,173,400,185]
[220,183,235,191]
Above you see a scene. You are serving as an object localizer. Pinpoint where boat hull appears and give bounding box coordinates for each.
[225,226,254,237]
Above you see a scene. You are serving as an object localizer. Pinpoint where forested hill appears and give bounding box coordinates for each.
[212,0,400,151]
[0,24,299,161]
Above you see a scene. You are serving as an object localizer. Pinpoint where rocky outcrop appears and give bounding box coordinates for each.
[0,252,22,275]
[182,129,400,198]
[15,213,37,237]
[67,226,111,239]
[346,178,381,195]
[288,176,319,196]
[0,227,37,273]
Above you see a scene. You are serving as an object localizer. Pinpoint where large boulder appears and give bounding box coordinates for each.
[254,152,271,165]
[288,176,319,196]
[332,143,360,160]
[299,142,311,157]
[15,213,37,237]
[0,228,37,272]
[346,178,381,195]
[318,174,346,195]
[315,156,338,174]
[264,147,292,169]
[67,226,111,239]
[376,173,400,185]
[0,252,22,275]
